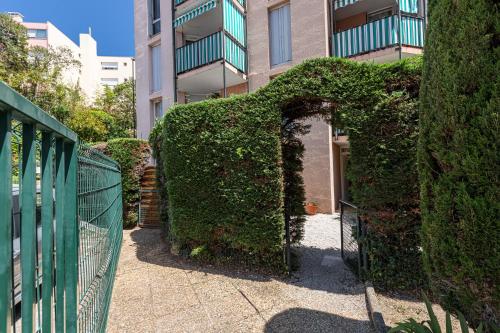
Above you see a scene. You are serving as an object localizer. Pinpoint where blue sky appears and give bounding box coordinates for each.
[0,0,135,56]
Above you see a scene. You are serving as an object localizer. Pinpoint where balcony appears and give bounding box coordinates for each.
[175,0,245,8]
[176,31,246,74]
[332,15,424,59]
[175,31,247,96]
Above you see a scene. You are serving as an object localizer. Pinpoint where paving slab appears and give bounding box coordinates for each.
[107,214,373,332]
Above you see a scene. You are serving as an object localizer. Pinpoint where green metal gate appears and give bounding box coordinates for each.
[0,81,122,332]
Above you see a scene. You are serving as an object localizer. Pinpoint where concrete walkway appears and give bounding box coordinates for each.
[107,214,373,333]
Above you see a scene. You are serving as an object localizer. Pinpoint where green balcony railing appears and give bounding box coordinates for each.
[332,15,424,58]
[176,31,247,75]
[0,81,122,333]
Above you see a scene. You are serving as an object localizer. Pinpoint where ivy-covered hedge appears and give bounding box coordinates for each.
[93,138,151,228]
[153,57,423,277]
[418,0,499,327]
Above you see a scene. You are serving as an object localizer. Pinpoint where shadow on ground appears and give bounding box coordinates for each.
[128,227,364,296]
[264,307,372,333]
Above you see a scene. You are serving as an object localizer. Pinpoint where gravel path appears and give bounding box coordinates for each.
[107,214,373,333]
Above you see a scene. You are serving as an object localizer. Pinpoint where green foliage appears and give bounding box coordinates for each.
[92,139,151,228]
[389,294,498,333]
[149,119,169,232]
[154,57,423,273]
[67,109,123,143]
[94,81,136,137]
[0,13,28,84]
[418,0,499,327]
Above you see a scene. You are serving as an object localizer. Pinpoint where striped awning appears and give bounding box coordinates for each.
[399,0,419,14]
[334,0,359,9]
[335,0,419,12]
[174,0,218,28]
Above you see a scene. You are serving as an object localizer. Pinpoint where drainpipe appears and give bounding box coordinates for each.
[244,1,249,93]
[222,0,227,98]
[330,0,336,57]
[172,0,178,103]
[398,0,402,60]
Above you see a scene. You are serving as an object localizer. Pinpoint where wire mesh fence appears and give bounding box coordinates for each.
[77,144,123,333]
[340,200,368,278]
[1,82,123,333]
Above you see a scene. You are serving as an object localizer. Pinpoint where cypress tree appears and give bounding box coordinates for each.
[418,0,499,327]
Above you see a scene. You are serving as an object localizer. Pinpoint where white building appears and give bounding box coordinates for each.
[8,12,135,103]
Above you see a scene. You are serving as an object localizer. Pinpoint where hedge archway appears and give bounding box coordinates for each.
[151,57,424,287]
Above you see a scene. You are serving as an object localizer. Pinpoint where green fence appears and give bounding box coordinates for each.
[0,81,122,332]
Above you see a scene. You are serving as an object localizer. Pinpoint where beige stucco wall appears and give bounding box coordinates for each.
[247,0,330,91]
[135,0,176,140]
[246,0,335,212]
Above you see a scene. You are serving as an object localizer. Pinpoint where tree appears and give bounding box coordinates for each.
[67,109,123,143]
[418,0,499,329]
[95,80,135,137]
[0,13,28,87]
[0,14,82,122]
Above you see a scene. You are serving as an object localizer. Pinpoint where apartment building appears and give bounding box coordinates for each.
[134,0,426,212]
[8,12,135,102]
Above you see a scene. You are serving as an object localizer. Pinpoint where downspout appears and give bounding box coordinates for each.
[172,0,178,103]
[330,0,336,57]
[222,0,227,98]
[244,1,249,93]
[398,0,402,60]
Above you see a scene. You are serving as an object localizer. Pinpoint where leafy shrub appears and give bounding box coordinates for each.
[418,0,499,327]
[149,119,169,233]
[68,109,124,143]
[154,57,423,273]
[93,138,151,228]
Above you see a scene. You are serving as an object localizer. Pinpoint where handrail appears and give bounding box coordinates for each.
[339,200,358,209]
[332,15,424,58]
[0,81,77,142]
[0,82,122,333]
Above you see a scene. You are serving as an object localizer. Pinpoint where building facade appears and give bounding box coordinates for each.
[8,12,135,102]
[134,0,426,212]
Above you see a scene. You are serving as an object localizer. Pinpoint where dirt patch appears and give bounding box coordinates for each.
[378,291,473,332]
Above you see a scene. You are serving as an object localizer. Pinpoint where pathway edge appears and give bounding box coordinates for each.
[365,281,388,333]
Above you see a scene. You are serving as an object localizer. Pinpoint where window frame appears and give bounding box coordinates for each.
[268,3,293,68]
[150,0,161,36]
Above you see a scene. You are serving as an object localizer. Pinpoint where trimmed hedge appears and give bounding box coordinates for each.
[153,57,423,277]
[418,0,499,327]
[93,138,151,228]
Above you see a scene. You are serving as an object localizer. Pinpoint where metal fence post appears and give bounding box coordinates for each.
[340,202,344,259]
[64,141,78,333]
[41,132,54,332]
[21,123,37,333]
[0,111,13,332]
[55,138,66,332]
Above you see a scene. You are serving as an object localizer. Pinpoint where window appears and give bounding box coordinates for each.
[367,7,393,22]
[269,4,292,67]
[27,29,47,39]
[101,78,119,87]
[150,0,161,36]
[153,100,163,119]
[101,62,119,70]
[151,44,162,92]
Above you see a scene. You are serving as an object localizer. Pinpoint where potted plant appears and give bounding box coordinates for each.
[305,201,319,215]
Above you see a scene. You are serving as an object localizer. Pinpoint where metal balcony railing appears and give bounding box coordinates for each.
[0,81,123,332]
[332,15,424,58]
[175,31,247,75]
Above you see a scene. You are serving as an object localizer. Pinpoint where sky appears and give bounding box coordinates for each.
[0,0,135,56]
